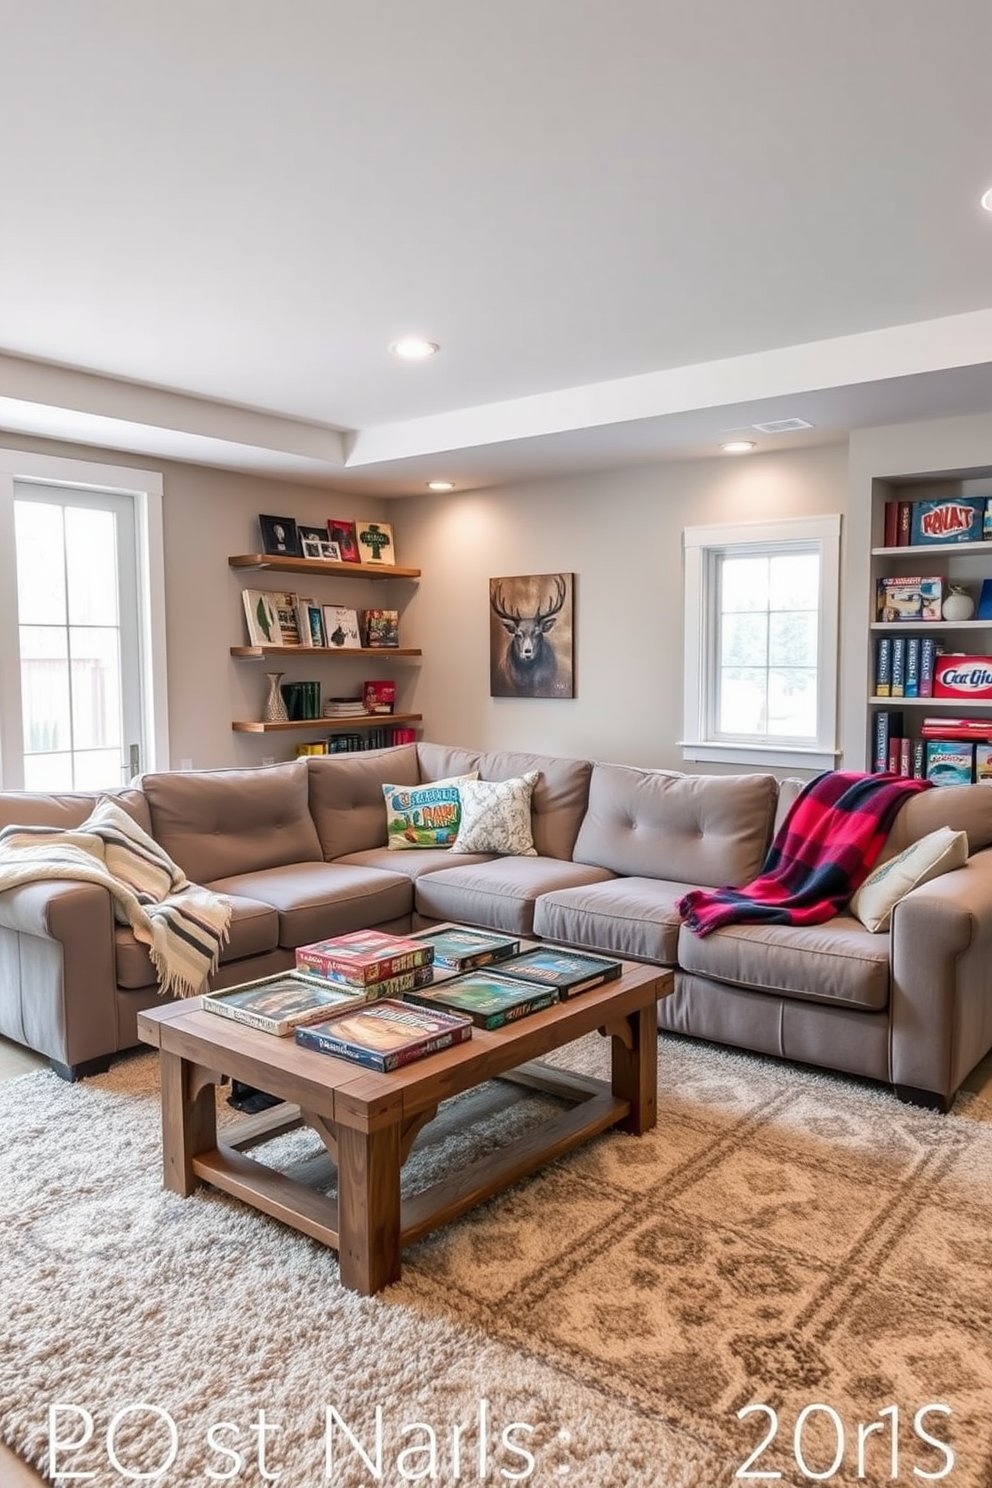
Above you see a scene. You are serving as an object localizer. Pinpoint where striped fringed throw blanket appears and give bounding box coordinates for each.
[0,797,231,997]
[677,770,932,938]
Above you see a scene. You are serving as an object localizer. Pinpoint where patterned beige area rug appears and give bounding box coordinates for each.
[2,1033,992,1487]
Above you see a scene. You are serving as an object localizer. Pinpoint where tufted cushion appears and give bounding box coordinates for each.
[572,763,777,888]
[142,760,321,883]
[307,745,419,858]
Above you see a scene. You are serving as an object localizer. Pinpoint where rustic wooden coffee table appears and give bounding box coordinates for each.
[137,959,672,1295]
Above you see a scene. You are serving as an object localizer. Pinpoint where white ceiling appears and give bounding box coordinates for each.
[2,0,992,494]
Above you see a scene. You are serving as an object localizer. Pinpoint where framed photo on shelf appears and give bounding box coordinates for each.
[242,589,282,647]
[322,605,362,649]
[327,519,361,563]
[298,524,335,560]
[356,520,395,566]
[258,514,302,557]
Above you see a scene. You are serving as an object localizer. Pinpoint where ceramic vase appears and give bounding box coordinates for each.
[263,672,289,723]
[942,586,975,621]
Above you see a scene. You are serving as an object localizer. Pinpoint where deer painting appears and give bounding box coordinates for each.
[489,573,574,697]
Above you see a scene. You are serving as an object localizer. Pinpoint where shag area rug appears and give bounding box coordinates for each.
[3,1033,992,1488]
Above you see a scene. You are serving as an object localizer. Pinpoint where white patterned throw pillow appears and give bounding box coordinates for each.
[449,772,539,856]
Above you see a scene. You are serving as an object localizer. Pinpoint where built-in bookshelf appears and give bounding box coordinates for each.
[868,485,992,781]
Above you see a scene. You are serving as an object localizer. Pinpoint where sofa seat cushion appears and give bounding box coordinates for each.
[114,893,279,989]
[208,862,413,947]
[533,876,696,964]
[676,916,891,1011]
[415,858,614,936]
[335,846,495,880]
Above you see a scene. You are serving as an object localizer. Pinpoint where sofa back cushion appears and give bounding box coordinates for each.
[417,742,483,783]
[142,761,321,882]
[308,745,420,858]
[0,788,152,835]
[572,764,777,887]
[475,750,593,860]
[880,782,992,859]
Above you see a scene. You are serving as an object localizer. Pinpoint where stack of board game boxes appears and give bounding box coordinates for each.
[202,927,624,1073]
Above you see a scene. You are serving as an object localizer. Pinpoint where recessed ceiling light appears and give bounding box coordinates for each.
[721,440,757,454]
[427,480,454,491]
[981,187,992,212]
[390,337,439,360]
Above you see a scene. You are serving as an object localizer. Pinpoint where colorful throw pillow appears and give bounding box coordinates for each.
[383,774,478,849]
[849,826,969,932]
[449,772,539,856]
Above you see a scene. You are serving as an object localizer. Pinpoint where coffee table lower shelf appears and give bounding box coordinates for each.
[193,1061,628,1257]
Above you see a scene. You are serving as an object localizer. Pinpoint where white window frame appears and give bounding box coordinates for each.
[0,450,169,790]
[682,514,841,771]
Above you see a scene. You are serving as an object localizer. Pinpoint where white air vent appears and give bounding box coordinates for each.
[751,418,814,434]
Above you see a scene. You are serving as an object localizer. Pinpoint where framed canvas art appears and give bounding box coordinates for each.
[489,573,574,698]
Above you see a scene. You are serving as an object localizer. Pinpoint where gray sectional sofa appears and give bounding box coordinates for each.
[2,741,992,1111]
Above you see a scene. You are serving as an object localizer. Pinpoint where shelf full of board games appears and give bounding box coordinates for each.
[869,487,992,782]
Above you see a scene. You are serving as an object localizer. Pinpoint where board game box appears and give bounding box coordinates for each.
[295,999,472,1071]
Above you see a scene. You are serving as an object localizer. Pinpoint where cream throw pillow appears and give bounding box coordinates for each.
[849,826,969,933]
[449,771,540,856]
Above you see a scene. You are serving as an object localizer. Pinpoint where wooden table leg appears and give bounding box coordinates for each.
[160,1051,217,1196]
[610,1002,658,1135]
[336,1121,402,1295]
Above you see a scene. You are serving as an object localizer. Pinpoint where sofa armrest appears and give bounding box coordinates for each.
[0,881,120,1068]
[889,850,992,1100]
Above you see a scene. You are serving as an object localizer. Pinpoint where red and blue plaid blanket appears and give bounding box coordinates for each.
[676,770,932,938]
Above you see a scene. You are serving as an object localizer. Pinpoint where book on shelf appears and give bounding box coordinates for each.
[905,637,920,699]
[409,924,522,972]
[355,519,395,566]
[295,929,435,988]
[890,636,906,697]
[912,739,926,779]
[403,970,559,1030]
[977,744,992,782]
[978,579,992,622]
[327,518,361,562]
[883,501,899,548]
[919,636,938,697]
[242,589,282,647]
[872,710,904,774]
[321,605,362,649]
[202,971,365,1036]
[363,609,400,647]
[874,635,892,696]
[493,947,623,998]
[897,501,913,546]
[270,592,303,647]
[363,679,396,715]
[297,598,326,647]
[295,999,472,1072]
[323,695,367,716]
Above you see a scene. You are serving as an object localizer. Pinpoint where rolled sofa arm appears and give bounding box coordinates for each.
[889,849,992,1102]
[0,881,119,1069]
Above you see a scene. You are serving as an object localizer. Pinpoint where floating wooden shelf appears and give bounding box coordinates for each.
[229,554,420,579]
[232,713,423,733]
[231,645,422,658]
